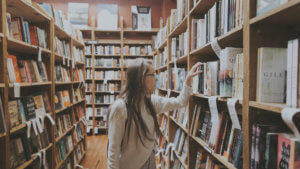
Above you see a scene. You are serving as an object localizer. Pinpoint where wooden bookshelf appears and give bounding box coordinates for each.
[81,17,158,135]
[153,0,300,169]
[0,1,88,169]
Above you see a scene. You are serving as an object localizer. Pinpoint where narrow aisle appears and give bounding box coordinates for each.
[81,135,108,169]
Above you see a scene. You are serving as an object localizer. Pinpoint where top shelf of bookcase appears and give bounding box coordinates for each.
[123,28,159,34]
[169,16,188,37]
[7,0,51,23]
[189,0,217,16]
[250,0,300,25]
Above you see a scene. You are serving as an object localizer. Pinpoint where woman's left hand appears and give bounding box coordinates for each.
[185,62,203,86]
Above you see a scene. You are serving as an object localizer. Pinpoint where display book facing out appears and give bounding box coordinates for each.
[81,18,158,135]
[0,1,87,169]
[153,0,300,169]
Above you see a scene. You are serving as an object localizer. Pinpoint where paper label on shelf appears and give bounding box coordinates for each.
[174,57,178,75]
[281,108,300,138]
[63,55,66,65]
[227,98,241,129]
[211,38,222,58]
[41,149,46,168]
[74,123,77,128]
[75,165,84,169]
[166,143,175,152]
[35,117,44,133]
[204,145,213,154]
[14,83,20,98]
[26,121,32,138]
[110,91,114,94]
[208,96,219,121]
[45,114,55,125]
[104,78,108,84]
[67,58,70,67]
[32,152,42,168]
[170,146,176,161]
[167,89,171,98]
[38,47,42,62]
[32,120,39,136]
[72,59,75,68]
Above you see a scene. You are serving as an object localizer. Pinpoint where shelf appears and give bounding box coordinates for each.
[0,132,6,138]
[9,81,52,88]
[55,126,74,142]
[190,26,243,59]
[169,55,188,65]
[123,28,159,33]
[7,37,51,55]
[156,65,168,71]
[55,148,73,169]
[94,103,111,106]
[73,99,85,106]
[169,16,188,37]
[72,38,84,47]
[94,91,120,94]
[94,67,121,70]
[158,40,167,51]
[173,150,188,169]
[123,55,153,58]
[123,39,153,45]
[7,0,51,23]
[95,40,121,44]
[73,81,84,84]
[97,126,108,129]
[249,101,286,113]
[192,93,243,104]
[94,54,121,57]
[15,156,37,169]
[250,0,300,25]
[55,53,72,63]
[94,29,121,33]
[190,0,217,16]
[55,105,73,114]
[0,83,5,88]
[55,81,73,85]
[0,33,3,38]
[10,123,27,134]
[191,135,237,169]
[170,117,188,134]
[94,79,121,82]
[158,88,168,92]
[55,24,71,39]
[76,61,85,66]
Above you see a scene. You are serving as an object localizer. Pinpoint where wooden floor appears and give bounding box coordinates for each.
[81,135,108,169]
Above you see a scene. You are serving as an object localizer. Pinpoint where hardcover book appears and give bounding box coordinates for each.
[131,6,151,30]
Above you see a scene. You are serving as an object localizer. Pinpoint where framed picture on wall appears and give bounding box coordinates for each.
[68,2,89,29]
[131,6,151,31]
[97,4,118,30]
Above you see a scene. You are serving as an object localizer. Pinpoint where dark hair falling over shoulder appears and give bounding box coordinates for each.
[116,59,161,146]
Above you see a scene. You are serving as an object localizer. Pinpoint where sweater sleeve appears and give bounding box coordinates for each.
[108,99,127,169]
[151,84,192,114]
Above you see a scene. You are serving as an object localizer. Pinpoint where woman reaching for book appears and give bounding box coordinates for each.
[108,59,202,169]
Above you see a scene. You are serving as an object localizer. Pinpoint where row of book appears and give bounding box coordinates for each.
[95,82,121,92]
[169,68,187,91]
[55,90,71,110]
[123,58,152,67]
[55,113,72,139]
[73,68,85,82]
[95,107,108,117]
[10,128,50,169]
[168,0,188,32]
[160,115,168,138]
[173,128,188,165]
[56,134,74,164]
[8,92,52,129]
[93,70,121,80]
[193,150,227,169]
[155,26,168,50]
[190,104,243,168]
[95,95,117,104]
[74,105,85,123]
[159,46,168,67]
[55,65,71,82]
[73,47,85,63]
[73,86,85,103]
[95,45,121,55]
[171,31,188,59]
[86,95,92,105]
[250,123,299,169]
[191,0,243,50]
[55,37,71,59]
[156,71,167,89]
[38,3,84,43]
[123,45,153,56]
[94,58,121,67]
[85,45,92,55]
[7,54,48,83]
[191,48,243,99]
[6,13,48,49]
[257,39,300,104]
[172,107,188,129]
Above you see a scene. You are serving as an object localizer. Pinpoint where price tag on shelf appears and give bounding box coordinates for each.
[110,91,114,95]
[38,47,42,62]
[45,114,55,125]
[14,83,20,98]
[173,57,178,75]
[104,78,108,84]
[167,89,171,98]
[211,38,222,58]
[72,59,75,68]
[67,58,70,67]
[41,149,46,169]
[35,118,44,133]
[32,120,39,136]
[63,55,66,65]
[26,121,32,138]
[281,108,300,138]
[227,98,241,129]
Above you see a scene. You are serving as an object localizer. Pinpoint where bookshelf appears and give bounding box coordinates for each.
[153,0,300,169]
[0,0,87,169]
[81,17,158,135]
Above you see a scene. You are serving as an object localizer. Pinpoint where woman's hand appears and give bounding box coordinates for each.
[185,62,203,86]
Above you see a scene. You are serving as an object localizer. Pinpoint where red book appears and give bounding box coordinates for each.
[23,60,32,83]
[277,133,300,169]
[7,54,21,83]
[29,25,38,46]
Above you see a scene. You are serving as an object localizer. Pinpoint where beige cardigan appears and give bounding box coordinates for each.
[108,85,192,169]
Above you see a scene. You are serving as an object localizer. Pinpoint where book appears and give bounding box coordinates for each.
[8,100,21,129]
[131,6,151,30]
[67,3,89,29]
[9,137,27,169]
[277,133,300,169]
[256,47,287,103]
[256,0,288,16]
[97,4,118,30]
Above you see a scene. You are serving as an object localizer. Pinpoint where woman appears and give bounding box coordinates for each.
[108,59,202,169]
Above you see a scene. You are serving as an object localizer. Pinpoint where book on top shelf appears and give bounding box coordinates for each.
[68,3,89,29]
[256,0,288,16]
[131,6,151,31]
[97,4,118,30]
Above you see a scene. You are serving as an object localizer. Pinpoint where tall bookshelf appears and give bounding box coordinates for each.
[0,0,87,169]
[153,0,300,169]
[81,18,158,135]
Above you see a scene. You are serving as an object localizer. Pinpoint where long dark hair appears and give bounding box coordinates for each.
[119,59,161,146]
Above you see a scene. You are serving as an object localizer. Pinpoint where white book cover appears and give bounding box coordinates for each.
[67,3,89,29]
[131,6,151,31]
[256,47,287,103]
[97,4,118,30]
